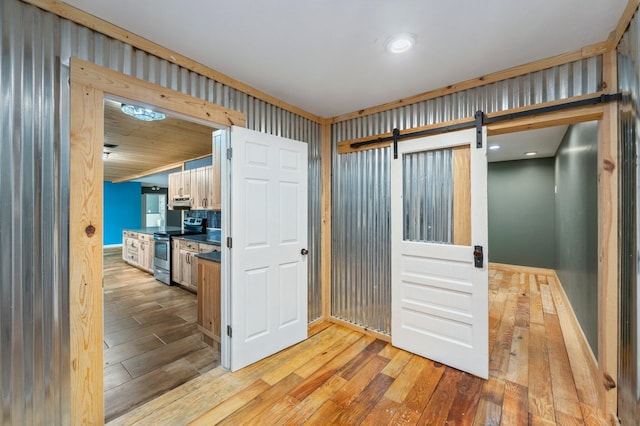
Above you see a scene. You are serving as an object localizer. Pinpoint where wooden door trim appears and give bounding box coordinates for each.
[69,57,247,424]
[336,94,607,155]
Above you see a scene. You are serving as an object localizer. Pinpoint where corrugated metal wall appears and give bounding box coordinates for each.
[403,148,454,244]
[617,11,640,424]
[331,56,603,334]
[0,0,322,423]
[1,1,70,424]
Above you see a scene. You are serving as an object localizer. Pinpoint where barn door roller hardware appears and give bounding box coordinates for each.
[351,92,622,158]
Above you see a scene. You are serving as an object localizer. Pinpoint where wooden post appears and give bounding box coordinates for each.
[597,48,619,420]
[69,79,105,424]
[321,120,332,320]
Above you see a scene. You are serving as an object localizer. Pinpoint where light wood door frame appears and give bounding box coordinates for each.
[484,58,618,418]
[69,57,246,424]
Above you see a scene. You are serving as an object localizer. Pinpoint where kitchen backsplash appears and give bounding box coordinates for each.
[186,210,221,228]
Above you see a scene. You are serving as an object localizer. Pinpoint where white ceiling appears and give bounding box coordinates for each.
[60,0,625,118]
[487,126,569,163]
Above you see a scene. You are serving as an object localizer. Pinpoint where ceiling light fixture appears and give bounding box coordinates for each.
[121,104,166,121]
[525,151,537,156]
[103,151,110,160]
[386,33,416,54]
[489,145,500,150]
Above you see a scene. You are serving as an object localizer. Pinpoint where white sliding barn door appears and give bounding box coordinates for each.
[229,126,308,372]
[391,127,489,379]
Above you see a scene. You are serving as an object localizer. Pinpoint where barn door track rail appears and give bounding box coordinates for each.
[349,92,622,158]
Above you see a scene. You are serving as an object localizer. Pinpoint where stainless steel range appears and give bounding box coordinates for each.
[153,217,207,284]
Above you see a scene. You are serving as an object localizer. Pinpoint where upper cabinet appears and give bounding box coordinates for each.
[168,134,222,211]
[168,170,191,201]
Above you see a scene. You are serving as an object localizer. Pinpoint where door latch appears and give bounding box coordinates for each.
[473,245,484,268]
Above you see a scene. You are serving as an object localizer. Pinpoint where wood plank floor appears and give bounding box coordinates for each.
[107,263,607,425]
[103,248,220,423]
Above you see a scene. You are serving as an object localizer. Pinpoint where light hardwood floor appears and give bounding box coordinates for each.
[103,248,219,422]
[108,263,607,425]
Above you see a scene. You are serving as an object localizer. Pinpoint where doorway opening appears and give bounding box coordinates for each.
[486,121,600,357]
[101,97,223,421]
[69,57,246,424]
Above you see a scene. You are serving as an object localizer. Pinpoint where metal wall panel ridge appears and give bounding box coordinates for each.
[1,0,70,424]
[331,56,603,335]
[1,0,322,423]
[617,11,640,424]
[403,149,453,244]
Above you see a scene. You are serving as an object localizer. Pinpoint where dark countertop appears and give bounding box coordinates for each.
[195,251,221,263]
[124,226,183,235]
[173,234,222,245]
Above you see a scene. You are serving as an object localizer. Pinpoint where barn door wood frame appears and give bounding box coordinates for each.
[341,92,621,155]
[69,57,246,424]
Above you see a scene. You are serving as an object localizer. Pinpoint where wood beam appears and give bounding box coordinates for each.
[23,0,322,123]
[71,58,246,128]
[327,317,391,343]
[610,0,640,50]
[336,94,607,155]
[331,41,609,124]
[112,153,210,183]
[337,117,472,155]
[597,48,619,421]
[321,120,332,320]
[486,104,604,136]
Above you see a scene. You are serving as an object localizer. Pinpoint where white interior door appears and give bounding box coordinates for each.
[228,126,308,372]
[391,127,488,379]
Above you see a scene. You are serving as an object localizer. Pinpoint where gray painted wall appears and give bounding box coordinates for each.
[554,121,599,356]
[488,158,556,268]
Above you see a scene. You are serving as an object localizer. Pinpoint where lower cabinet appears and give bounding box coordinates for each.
[173,239,200,292]
[197,258,221,349]
[122,231,154,273]
[173,239,220,292]
[171,239,181,283]
[177,248,199,292]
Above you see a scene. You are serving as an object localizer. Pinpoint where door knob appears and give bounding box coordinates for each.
[301,248,309,255]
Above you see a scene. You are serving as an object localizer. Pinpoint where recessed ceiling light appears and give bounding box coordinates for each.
[525,151,537,156]
[386,34,416,54]
[489,145,500,150]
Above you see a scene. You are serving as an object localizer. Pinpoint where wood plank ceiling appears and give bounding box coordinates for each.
[103,100,216,182]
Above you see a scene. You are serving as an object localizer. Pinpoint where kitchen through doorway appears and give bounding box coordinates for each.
[101,98,224,422]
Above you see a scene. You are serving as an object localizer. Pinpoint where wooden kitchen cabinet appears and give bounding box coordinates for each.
[168,169,192,209]
[197,258,221,349]
[138,240,153,272]
[176,239,199,292]
[168,134,221,211]
[171,238,181,283]
[168,172,181,206]
[122,231,154,273]
[191,166,213,210]
[123,232,139,265]
[122,231,129,261]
